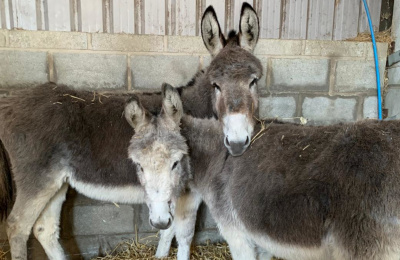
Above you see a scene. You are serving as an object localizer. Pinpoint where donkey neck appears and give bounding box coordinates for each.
[179,71,215,119]
[180,115,227,188]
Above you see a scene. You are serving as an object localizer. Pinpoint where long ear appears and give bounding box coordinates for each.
[161,83,183,125]
[124,96,150,130]
[201,6,226,57]
[239,3,259,52]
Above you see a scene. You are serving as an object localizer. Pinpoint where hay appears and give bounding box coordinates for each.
[345,29,393,44]
[93,238,285,260]
[93,239,233,260]
[0,248,7,260]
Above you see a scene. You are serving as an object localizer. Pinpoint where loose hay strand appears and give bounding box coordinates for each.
[345,29,393,44]
[93,239,284,260]
[93,239,233,260]
[62,94,86,102]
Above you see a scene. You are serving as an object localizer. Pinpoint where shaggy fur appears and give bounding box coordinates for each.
[130,84,400,260]
[177,116,400,260]
[0,3,263,259]
[0,83,191,260]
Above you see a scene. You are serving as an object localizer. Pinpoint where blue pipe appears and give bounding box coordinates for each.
[362,0,382,120]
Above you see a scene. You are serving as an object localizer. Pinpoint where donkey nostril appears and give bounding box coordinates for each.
[245,136,250,145]
[225,136,230,146]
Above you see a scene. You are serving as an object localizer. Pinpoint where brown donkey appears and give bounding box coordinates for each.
[134,84,400,260]
[0,3,262,259]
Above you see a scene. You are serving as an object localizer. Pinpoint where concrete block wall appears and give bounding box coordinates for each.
[0,29,388,259]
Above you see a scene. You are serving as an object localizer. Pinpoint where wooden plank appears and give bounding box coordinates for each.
[166,0,177,35]
[0,0,5,29]
[80,0,103,32]
[259,0,281,39]
[112,0,135,34]
[11,0,37,30]
[358,0,381,33]
[4,0,11,29]
[175,0,196,36]
[205,0,225,34]
[333,0,360,40]
[281,0,308,39]
[307,0,334,40]
[144,0,165,35]
[47,0,71,31]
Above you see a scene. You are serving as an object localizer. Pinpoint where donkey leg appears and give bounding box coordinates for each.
[218,224,257,260]
[155,222,175,258]
[7,182,63,260]
[175,191,202,260]
[33,183,68,260]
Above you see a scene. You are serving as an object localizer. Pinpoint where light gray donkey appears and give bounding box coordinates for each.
[0,3,262,259]
[134,83,400,260]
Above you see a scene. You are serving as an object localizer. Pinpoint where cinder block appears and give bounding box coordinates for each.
[92,33,163,52]
[259,96,297,119]
[61,234,138,259]
[366,42,389,60]
[302,97,357,124]
[255,39,303,55]
[385,88,400,118]
[54,53,127,89]
[131,55,200,90]
[0,51,48,88]
[166,36,208,54]
[0,30,6,47]
[136,204,154,233]
[270,58,330,92]
[63,204,135,236]
[388,66,400,86]
[9,30,87,49]
[335,60,382,93]
[363,96,378,119]
[304,41,366,57]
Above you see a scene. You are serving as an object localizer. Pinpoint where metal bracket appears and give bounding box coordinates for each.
[388,50,400,66]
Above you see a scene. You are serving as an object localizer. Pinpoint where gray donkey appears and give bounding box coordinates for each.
[0,84,191,260]
[133,84,400,260]
[0,3,262,259]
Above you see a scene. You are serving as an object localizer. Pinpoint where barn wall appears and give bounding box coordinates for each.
[0,29,388,259]
[0,0,382,41]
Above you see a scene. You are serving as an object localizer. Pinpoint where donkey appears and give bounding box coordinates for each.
[136,84,400,260]
[154,3,263,258]
[0,83,193,260]
[0,3,261,259]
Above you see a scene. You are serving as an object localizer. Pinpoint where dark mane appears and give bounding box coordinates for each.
[228,30,237,39]
[226,30,239,46]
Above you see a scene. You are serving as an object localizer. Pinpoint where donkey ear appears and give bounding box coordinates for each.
[201,6,226,57]
[161,83,183,125]
[239,3,259,52]
[124,96,150,130]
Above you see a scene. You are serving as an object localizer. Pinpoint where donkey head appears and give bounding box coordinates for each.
[125,88,190,230]
[202,3,262,156]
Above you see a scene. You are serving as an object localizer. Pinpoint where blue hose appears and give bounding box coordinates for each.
[362,0,382,120]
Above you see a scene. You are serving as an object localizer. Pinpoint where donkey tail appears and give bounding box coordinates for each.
[0,139,13,221]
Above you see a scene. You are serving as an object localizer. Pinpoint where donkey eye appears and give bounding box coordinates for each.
[213,83,221,92]
[172,161,179,170]
[250,78,258,88]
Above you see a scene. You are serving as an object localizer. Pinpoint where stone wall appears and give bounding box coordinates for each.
[0,29,388,259]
